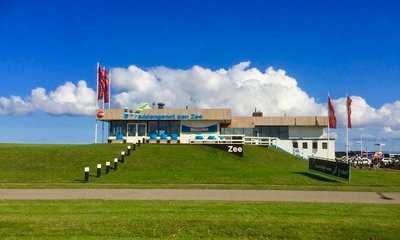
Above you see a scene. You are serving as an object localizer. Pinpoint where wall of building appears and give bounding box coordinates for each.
[274,139,335,160]
[288,126,324,139]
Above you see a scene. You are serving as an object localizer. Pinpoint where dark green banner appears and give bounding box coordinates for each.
[309,157,350,180]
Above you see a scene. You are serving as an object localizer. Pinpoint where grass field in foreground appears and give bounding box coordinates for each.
[0,144,399,191]
[0,200,399,239]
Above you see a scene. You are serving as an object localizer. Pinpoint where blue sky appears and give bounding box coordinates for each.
[1,0,400,150]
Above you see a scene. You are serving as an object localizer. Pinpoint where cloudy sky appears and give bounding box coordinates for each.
[0,0,399,151]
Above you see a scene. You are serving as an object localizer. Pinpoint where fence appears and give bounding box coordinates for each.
[190,135,275,145]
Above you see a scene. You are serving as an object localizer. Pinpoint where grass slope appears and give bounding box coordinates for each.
[0,200,399,239]
[1,144,399,191]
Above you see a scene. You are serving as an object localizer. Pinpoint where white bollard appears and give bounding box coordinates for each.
[106,161,110,174]
[127,145,131,155]
[120,151,125,163]
[84,167,90,181]
[114,158,118,170]
[96,164,102,177]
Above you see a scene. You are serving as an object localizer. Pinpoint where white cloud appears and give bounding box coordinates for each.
[0,80,96,116]
[112,61,325,116]
[334,96,400,131]
[1,61,400,142]
[0,96,33,115]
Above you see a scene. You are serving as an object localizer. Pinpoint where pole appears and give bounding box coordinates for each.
[102,121,104,144]
[94,62,99,144]
[108,69,111,109]
[327,123,330,159]
[346,119,349,162]
[360,135,363,157]
[327,93,330,159]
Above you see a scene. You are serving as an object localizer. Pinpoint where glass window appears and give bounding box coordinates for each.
[147,121,180,135]
[293,141,298,148]
[138,124,146,136]
[220,128,254,136]
[322,142,328,149]
[302,142,308,149]
[127,124,137,137]
[254,126,289,139]
[148,121,158,135]
[109,121,126,137]
[243,128,254,136]
[312,142,318,149]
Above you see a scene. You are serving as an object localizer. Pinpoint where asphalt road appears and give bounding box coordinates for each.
[1,189,400,203]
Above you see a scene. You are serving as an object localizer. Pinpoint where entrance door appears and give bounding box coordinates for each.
[126,123,147,143]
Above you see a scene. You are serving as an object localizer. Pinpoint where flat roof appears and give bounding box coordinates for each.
[229,116,328,127]
[100,108,232,121]
[99,108,327,127]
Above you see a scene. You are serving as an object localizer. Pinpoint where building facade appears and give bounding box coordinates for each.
[97,107,335,159]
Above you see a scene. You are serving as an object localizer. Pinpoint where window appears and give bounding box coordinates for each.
[109,121,126,137]
[322,142,328,149]
[254,126,289,139]
[293,141,298,148]
[302,142,308,149]
[137,124,146,136]
[312,142,318,149]
[220,128,254,136]
[127,123,147,137]
[148,121,180,135]
[127,124,137,137]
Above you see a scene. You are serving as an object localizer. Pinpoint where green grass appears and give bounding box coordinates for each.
[1,144,399,191]
[0,200,399,239]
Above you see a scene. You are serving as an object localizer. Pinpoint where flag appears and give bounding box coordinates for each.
[346,96,352,128]
[328,96,336,128]
[97,64,109,103]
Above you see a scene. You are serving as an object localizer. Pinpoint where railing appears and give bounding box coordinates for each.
[190,135,276,145]
[244,136,276,145]
[189,135,243,144]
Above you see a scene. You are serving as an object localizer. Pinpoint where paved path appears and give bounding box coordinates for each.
[1,189,400,204]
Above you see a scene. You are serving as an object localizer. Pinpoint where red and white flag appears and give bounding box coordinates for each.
[346,96,352,128]
[97,64,109,104]
[328,96,337,128]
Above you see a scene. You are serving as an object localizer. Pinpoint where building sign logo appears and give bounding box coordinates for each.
[181,124,217,132]
[123,112,203,121]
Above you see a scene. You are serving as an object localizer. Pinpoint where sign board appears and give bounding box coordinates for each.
[181,124,218,133]
[309,157,350,180]
[208,144,244,157]
[123,112,203,121]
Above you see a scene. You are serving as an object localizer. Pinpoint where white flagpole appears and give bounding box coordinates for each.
[327,94,330,159]
[94,62,99,144]
[346,121,349,161]
[108,69,111,109]
[346,95,349,162]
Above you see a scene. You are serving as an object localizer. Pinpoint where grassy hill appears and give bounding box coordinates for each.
[0,143,399,191]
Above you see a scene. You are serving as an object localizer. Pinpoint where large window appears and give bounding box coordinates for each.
[220,128,254,136]
[254,126,289,139]
[148,121,180,135]
[127,123,146,137]
[109,121,126,139]
[220,126,289,138]
[127,124,137,137]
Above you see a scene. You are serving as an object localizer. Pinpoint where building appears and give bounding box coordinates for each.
[97,105,335,159]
